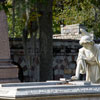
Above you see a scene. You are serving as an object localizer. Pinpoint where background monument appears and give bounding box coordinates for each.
[0,10,19,83]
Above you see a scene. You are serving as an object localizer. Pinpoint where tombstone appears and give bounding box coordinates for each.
[0,10,19,83]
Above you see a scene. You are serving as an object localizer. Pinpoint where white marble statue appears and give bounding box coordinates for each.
[71,35,100,83]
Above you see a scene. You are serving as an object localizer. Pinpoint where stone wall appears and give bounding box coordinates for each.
[10,38,81,82]
[53,39,81,80]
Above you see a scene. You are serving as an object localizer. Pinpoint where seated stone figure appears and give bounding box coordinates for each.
[71,35,100,83]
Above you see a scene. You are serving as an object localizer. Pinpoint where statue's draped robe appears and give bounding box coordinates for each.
[77,44,100,83]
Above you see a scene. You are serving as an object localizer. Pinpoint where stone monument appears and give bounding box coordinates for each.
[71,35,100,83]
[0,10,19,83]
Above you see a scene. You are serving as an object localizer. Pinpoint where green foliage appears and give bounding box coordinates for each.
[7,0,41,38]
[0,1,12,13]
[5,0,100,38]
[7,12,23,37]
[52,0,100,37]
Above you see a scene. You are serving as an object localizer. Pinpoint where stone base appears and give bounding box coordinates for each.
[0,59,20,83]
[0,81,100,100]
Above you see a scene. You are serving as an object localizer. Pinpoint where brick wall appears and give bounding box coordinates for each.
[9,38,82,82]
[53,39,81,80]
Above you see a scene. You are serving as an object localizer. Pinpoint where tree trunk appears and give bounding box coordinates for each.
[22,0,31,82]
[37,0,53,81]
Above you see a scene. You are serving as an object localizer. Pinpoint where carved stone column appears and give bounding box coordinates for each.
[0,10,19,83]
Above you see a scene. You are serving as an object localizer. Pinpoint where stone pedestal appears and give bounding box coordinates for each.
[0,10,19,83]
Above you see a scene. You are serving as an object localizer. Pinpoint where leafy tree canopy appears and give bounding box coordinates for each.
[1,0,100,38]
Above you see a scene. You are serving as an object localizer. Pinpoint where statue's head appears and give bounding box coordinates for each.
[79,35,94,47]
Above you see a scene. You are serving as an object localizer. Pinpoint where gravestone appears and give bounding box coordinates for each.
[0,10,19,83]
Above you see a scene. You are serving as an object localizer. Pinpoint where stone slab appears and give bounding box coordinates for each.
[0,81,100,100]
[0,81,64,87]
[69,81,91,85]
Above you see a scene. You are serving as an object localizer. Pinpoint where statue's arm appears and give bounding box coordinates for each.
[77,48,86,62]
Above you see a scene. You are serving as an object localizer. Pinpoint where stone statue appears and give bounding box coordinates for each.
[71,35,100,83]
